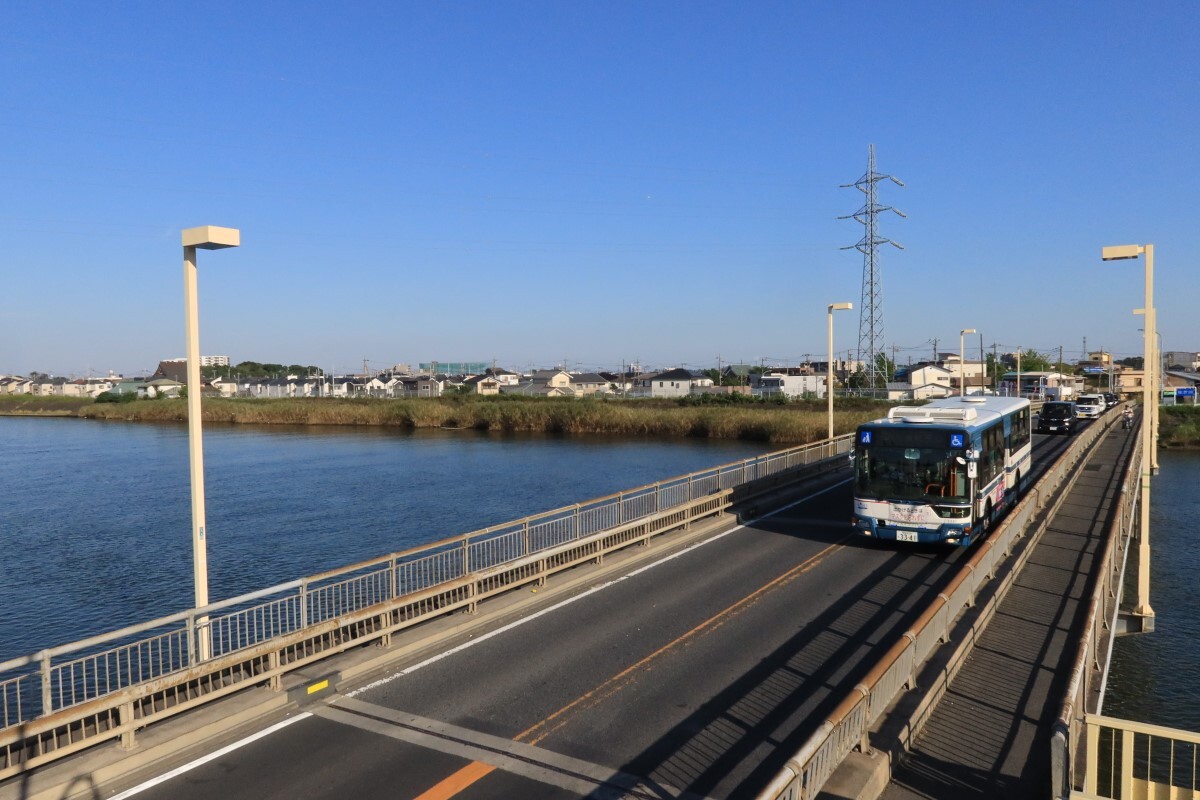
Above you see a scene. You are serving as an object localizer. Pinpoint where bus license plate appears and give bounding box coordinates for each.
[897,531,918,543]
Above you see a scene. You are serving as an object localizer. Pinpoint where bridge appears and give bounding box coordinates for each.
[1,406,1192,800]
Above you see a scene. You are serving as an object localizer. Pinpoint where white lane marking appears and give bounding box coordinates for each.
[105,475,850,797]
[106,713,311,799]
[346,477,852,697]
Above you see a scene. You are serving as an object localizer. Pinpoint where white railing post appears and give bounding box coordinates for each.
[299,580,309,629]
[39,651,52,716]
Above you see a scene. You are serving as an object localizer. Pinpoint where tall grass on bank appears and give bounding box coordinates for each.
[0,395,92,415]
[77,396,888,443]
[1159,405,1200,448]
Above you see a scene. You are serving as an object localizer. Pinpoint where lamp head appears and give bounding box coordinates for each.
[183,226,240,250]
[960,328,976,335]
[828,302,853,312]
[1102,244,1143,261]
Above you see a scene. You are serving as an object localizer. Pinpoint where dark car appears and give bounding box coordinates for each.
[1037,401,1079,435]
[1103,392,1119,408]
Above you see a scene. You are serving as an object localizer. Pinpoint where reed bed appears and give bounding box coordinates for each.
[78,396,887,443]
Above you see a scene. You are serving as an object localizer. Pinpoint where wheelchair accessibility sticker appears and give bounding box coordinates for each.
[950,434,965,448]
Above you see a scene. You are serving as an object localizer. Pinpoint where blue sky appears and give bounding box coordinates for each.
[2,2,1196,377]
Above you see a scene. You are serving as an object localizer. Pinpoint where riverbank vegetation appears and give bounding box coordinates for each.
[0,396,93,415]
[2,395,892,443]
[1159,405,1200,448]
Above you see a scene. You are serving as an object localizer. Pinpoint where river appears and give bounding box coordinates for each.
[0,416,768,662]
[1103,448,1200,731]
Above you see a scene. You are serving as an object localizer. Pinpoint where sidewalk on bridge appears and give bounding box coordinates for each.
[863,424,1136,800]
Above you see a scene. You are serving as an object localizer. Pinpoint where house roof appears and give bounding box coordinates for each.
[654,368,694,381]
[151,360,189,383]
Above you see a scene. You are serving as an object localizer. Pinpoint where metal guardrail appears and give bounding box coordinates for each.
[0,433,853,779]
[757,409,1120,800]
[1073,715,1200,799]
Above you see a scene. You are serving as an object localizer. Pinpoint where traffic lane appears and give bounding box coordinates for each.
[360,481,865,742]
[112,481,867,800]
[355,484,965,798]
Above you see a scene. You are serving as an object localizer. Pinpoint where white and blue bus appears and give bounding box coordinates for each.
[852,395,1032,546]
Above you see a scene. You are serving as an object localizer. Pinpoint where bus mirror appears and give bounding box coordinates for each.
[967,462,978,478]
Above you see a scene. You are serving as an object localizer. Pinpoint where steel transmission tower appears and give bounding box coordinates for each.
[839,145,906,394]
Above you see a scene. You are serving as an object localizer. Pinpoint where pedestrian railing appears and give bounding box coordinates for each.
[0,433,853,779]
[1053,410,1200,799]
[1071,715,1200,799]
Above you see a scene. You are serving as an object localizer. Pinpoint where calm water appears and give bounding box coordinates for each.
[0,416,768,662]
[1104,449,1200,730]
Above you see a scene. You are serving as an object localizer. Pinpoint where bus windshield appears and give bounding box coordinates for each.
[855,427,969,502]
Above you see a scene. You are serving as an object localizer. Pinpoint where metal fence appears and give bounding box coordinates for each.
[0,433,852,777]
[1074,716,1200,799]
[756,408,1121,800]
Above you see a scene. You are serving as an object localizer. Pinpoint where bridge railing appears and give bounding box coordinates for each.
[757,409,1119,800]
[0,432,853,778]
[1071,715,1200,799]
[1050,409,1141,797]
[1054,410,1200,799]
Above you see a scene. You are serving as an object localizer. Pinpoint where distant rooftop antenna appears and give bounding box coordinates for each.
[840,144,906,395]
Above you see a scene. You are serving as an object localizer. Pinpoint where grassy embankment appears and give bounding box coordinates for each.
[0,394,889,444]
[1158,405,1200,448]
[0,395,93,415]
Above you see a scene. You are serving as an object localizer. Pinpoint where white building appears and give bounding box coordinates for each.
[757,373,826,399]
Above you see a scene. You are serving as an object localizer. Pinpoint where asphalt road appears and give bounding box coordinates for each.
[101,428,1086,800]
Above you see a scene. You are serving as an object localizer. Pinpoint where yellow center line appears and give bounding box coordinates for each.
[411,536,850,799]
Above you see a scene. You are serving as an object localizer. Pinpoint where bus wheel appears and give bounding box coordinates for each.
[1014,472,1023,497]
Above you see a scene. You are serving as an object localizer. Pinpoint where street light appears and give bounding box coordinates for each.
[827,302,853,439]
[1101,243,1155,628]
[182,225,240,659]
[959,328,976,395]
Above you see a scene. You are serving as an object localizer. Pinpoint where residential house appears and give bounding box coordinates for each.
[151,360,190,384]
[464,374,501,395]
[0,376,33,395]
[144,379,183,398]
[648,368,696,398]
[416,375,445,398]
[569,373,611,396]
[484,367,521,387]
[1164,352,1200,371]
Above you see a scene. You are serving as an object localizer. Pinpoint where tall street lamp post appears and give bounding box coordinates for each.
[827,302,853,439]
[1101,243,1155,629]
[182,225,240,659]
[959,328,976,396]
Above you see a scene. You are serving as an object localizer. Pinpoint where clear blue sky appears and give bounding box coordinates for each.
[2,1,1196,377]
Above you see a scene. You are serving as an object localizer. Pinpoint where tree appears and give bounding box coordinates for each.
[1013,349,1054,373]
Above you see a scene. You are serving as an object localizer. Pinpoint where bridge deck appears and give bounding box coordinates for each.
[880,424,1136,799]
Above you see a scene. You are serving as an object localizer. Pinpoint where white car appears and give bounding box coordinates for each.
[1075,394,1105,419]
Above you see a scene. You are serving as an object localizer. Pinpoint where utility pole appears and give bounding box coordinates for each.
[840,144,905,398]
[932,338,939,364]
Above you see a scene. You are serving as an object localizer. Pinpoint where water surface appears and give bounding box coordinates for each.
[0,416,767,661]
